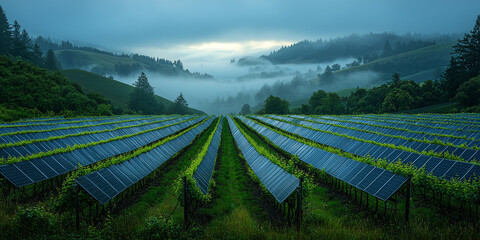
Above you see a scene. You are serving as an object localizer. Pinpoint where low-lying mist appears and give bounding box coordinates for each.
[111,58,379,114]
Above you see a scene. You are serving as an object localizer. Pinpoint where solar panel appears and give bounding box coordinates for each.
[240,116,408,202]
[227,116,299,203]
[76,117,215,204]
[0,116,207,188]
[375,175,408,201]
[249,115,480,182]
[193,118,223,194]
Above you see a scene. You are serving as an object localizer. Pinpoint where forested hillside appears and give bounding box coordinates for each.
[263,32,458,64]
[0,56,113,121]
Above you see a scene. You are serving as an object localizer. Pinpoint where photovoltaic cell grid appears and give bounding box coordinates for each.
[238,116,407,201]
[0,115,134,134]
[76,117,215,204]
[276,115,480,163]
[193,117,223,195]
[297,115,480,148]
[356,114,480,132]
[0,116,178,158]
[0,115,160,144]
[0,116,206,187]
[321,115,480,141]
[227,116,299,203]
[270,115,480,165]
[251,115,480,181]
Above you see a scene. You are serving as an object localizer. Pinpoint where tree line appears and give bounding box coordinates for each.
[0,6,61,71]
[263,32,456,64]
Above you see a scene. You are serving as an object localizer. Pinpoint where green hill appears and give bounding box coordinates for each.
[56,49,140,71]
[56,49,176,76]
[55,49,213,79]
[327,41,455,84]
[61,69,205,115]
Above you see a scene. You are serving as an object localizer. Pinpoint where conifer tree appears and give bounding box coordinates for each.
[128,72,163,114]
[45,49,60,70]
[442,15,480,99]
[0,5,12,55]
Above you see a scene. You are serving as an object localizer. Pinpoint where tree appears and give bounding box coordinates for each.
[264,95,289,114]
[300,104,310,114]
[239,104,251,114]
[128,72,163,114]
[380,88,414,113]
[10,21,32,59]
[421,80,441,106]
[174,60,183,70]
[313,93,345,115]
[0,5,12,55]
[309,89,327,110]
[391,73,400,84]
[32,44,43,67]
[320,65,334,85]
[346,88,367,113]
[45,49,60,71]
[331,63,341,71]
[455,76,480,107]
[175,92,188,107]
[442,15,480,99]
[170,92,188,115]
[382,40,393,57]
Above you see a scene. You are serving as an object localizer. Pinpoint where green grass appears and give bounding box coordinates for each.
[61,69,204,114]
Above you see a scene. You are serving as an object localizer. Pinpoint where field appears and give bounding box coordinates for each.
[0,113,479,239]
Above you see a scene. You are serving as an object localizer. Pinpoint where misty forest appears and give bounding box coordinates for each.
[0,1,480,239]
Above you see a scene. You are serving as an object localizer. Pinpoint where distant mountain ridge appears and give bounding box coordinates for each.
[262,32,459,64]
[35,36,213,79]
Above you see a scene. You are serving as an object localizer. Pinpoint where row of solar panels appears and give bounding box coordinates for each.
[227,116,299,203]
[0,116,169,145]
[295,116,480,151]
[375,113,480,123]
[15,117,65,123]
[324,115,480,141]
[354,114,480,132]
[0,116,191,159]
[0,117,66,127]
[238,116,408,201]
[0,115,149,135]
[252,116,480,181]
[193,118,223,195]
[0,115,131,128]
[356,115,480,131]
[271,115,480,163]
[387,113,480,124]
[76,117,215,204]
[0,116,207,187]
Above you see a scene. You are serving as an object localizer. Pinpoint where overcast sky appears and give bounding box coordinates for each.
[2,0,480,67]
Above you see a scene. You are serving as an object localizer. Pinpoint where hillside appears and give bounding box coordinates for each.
[263,33,458,64]
[287,42,455,108]
[326,41,454,84]
[54,48,213,79]
[61,69,205,115]
[0,56,114,121]
[310,41,454,88]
